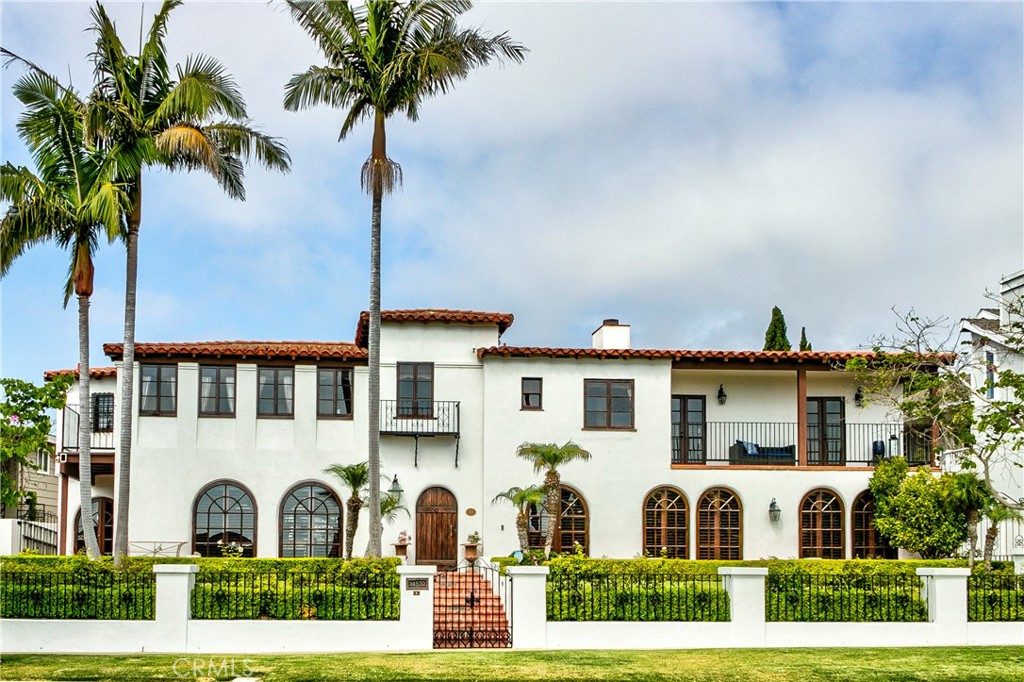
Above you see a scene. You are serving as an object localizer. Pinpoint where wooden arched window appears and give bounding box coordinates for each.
[193,480,257,557]
[800,489,845,559]
[279,482,342,558]
[643,487,688,558]
[852,490,897,559]
[527,485,589,555]
[75,497,114,556]
[698,488,742,559]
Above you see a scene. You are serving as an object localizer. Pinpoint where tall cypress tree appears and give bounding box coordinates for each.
[763,306,792,351]
[799,327,812,351]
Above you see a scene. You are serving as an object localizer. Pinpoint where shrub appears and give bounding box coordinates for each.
[546,575,729,622]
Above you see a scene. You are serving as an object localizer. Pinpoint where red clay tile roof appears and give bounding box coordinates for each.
[476,346,880,365]
[104,341,366,362]
[355,309,514,348]
[44,366,118,381]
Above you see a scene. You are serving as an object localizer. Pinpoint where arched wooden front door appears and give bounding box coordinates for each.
[416,487,458,571]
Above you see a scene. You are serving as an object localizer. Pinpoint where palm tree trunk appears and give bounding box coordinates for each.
[544,470,559,557]
[365,112,386,558]
[78,294,101,559]
[983,524,998,572]
[113,182,141,566]
[346,496,362,560]
[515,510,530,553]
[967,509,978,570]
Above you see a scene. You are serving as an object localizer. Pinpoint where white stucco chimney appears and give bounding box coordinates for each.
[592,319,631,350]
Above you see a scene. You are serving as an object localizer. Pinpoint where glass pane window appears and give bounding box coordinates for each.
[318,368,353,418]
[258,367,294,417]
[697,488,742,560]
[199,366,236,416]
[521,377,543,410]
[397,362,433,417]
[140,365,177,416]
[584,379,634,429]
[192,481,257,557]
[644,487,688,558]
[800,489,845,559]
[92,393,114,432]
[280,483,342,557]
[672,395,706,463]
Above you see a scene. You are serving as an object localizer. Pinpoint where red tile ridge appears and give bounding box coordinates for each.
[476,346,882,364]
[104,340,366,361]
[43,366,118,381]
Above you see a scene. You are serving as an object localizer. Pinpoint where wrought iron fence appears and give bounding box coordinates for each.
[1,571,155,620]
[547,573,729,621]
[968,574,1024,622]
[191,571,400,620]
[766,573,927,622]
[379,400,460,436]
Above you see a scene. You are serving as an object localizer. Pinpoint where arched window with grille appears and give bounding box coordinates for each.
[527,485,589,555]
[697,488,742,559]
[193,480,257,557]
[75,497,114,556]
[643,487,688,558]
[279,482,342,557]
[800,489,845,559]
[852,490,897,559]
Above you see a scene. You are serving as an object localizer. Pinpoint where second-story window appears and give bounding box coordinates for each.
[397,362,433,418]
[92,393,114,432]
[521,378,543,410]
[584,379,634,429]
[258,367,294,417]
[199,366,236,416]
[140,365,177,416]
[318,368,353,418]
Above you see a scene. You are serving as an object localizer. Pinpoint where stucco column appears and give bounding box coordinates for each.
[1011,550,1024,576]
[153,564,198,652]
[719,567,767,646]
[917,567,970,644]
[397,565,437,650]
[506,566,549,649]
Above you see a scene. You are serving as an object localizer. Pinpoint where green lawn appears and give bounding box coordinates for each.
[0,648,1020,681]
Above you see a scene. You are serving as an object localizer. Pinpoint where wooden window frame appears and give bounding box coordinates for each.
[697,487,742,560]
[643,486,689,559]
[92,393,114,432]
[527,485,589,555]
[257,366,295,418]
[583,378,635,430]
[671,394,706,463]
[800,488,845,559]
[192,480,257,558]
[806,397,846,465]
[852,490,897,559]
[397,362,433,418]
[521,377,543,411]
[279,481,342,558]
[317,368,354,419]
[139,364,177,417]
[198,365,236,417]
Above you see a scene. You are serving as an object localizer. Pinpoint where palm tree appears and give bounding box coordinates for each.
[947,472,991,569]
[515,441,591,557]
[491,485,544,553]
[84,0,291,562]
[0,67,129,559]
[284,0,526,556]
[324,461,369,560]
[981,503,1022,571]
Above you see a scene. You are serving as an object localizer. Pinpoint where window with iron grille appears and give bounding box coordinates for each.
[644,487,688,558]
[92,393,114,431]
[140,365,177,416]
[318,368,354,418]
[258,367,294,417]
[698,488,742,559]
[584,379,634,429]
[800,489,845,559]
[199,366,236,416]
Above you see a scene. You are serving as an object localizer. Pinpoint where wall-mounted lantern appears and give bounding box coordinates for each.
[854,386,864,407]
[768,498,782,523]
[717,384,728,406]
[388,475,403,497]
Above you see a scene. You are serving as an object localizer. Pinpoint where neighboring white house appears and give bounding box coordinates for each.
[49,309,927,565]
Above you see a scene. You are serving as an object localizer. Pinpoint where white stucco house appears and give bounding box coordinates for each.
[49,309,929,567]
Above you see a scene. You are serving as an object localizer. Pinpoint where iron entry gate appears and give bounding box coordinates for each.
[433,562,512,648]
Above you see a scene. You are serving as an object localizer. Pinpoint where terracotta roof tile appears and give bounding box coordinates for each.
[44,366,118,381]
[104,341,366,362]
[476,346,880,365]
[355,309,514,347]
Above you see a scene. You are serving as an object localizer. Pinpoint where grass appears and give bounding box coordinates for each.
[0,647,1021,681]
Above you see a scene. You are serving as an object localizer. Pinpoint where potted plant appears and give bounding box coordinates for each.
[393,530,411,559]
[463,530,481,563]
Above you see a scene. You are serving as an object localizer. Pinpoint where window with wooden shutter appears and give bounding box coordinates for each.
[644,487,688,558]
[697,488,742,559]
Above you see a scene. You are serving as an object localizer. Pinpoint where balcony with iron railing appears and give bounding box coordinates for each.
[61,406,115,452]
[379,400,460,436]
[671,422,933,467]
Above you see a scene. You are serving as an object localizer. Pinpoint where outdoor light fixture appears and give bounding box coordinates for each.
[717,384,728,405]
[768,498,782,523]
[388,475,403,497]
[854,386,864,407]
[889,433,899,459]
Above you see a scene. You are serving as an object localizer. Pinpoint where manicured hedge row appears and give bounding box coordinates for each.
[547,581,729,622]
[0,555,401,576]
[766,574,927,622]
[1,573,155,619]
[968,576,1024,622]
[191,583,399,620]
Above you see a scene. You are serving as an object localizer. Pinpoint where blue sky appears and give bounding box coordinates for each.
[2,0,1022,383]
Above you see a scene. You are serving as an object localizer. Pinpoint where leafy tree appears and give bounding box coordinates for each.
[491,484,544,552]
[515,441,591,557]
[763,306,791,351]
[284,0,525,556]
[83,0,291,562]
[324,461,368,560]
[0,64,130,558]
[0,376,73,512]
[799,327,812,351]
[869,461,967,559]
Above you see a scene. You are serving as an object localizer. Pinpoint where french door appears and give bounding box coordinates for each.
[806,397,845,465]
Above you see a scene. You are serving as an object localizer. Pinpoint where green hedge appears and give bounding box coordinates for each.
[547,580,729,622]
[968,576,1024,622]
[1,573,155,619]
[191,582,398,620]
[766,574,927,622]
[0,555,400,577]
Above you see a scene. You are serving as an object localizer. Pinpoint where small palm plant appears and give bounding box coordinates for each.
[981,502,1022,571]
[324,461,369,560]
[516,441,592,557]
[492,485,545,553]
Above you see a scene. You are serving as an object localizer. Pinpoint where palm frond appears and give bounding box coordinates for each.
[156,54,247,122]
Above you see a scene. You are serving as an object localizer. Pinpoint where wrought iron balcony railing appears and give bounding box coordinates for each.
[379,400,460,437]
[61,406,115,452]
[672,421,932,466]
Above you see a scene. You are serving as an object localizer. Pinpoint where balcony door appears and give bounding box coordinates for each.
[671,395,706,463]
[806,397,845,465]
[397,362,433,418]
